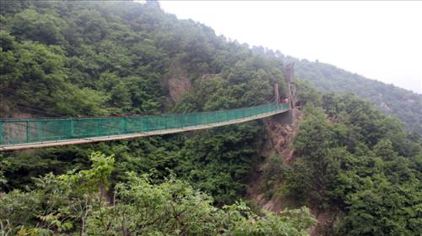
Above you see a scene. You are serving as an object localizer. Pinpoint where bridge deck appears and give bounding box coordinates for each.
[0,108,288,151]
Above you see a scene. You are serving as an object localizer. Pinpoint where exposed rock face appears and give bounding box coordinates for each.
[246,108,303,212]
[166,63,192,102]
[264,108,302,163]
[247,108,339,235]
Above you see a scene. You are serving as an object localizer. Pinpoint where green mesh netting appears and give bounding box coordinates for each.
[0,103,288,145]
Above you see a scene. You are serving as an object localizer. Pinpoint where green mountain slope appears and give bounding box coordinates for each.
[0,0,295,206]
[0,1,287,117]
[0,1,421,235]
[288,58,422,134]
[0,0,288,205]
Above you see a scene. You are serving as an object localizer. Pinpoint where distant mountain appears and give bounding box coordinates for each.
[286,58,422,135]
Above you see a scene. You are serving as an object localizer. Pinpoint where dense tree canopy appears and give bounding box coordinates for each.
[1,1,421,235]
[290,58,422,135]
[0,3,296,231]
[281,89,422,235]
[0,152,316,235]
[1,1,287,117]
[0,0,287,205]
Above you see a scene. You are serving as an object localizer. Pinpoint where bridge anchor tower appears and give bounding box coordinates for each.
[273,63,295,124]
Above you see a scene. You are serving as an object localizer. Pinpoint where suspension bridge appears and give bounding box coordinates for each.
[0,103,290,151]
[1,63,296,151]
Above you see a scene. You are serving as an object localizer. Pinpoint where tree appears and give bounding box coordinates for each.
[1,152,316,235]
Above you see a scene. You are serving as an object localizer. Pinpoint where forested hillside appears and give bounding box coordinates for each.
[0,0,287,117]
[0,0,290,203]
[289,58,422,135]
[281,85,422,235]
[0,1,310,234]
[1,1,421,235]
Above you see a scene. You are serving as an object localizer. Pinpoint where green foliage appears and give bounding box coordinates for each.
[290,58,422,135]
[0,33,108,116]
[0,146,91,191]
[0,152,315,235]
[0,157,8,189]
[294,80,322,107]
[1,1,288,117]
[2,2,421,235]
[260,154,287,199]
[9,9,67,45]
[85,124,264,206]
[338,177,422,235]
[176,124,263,205]
[228,206,316,236]
[0,152,115,235]
[284,94,422,235]
[0,1,288,207]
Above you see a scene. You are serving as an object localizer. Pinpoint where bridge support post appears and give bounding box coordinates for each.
[284,63,295,109]
[279,63,296,125]
[274,83,279,104]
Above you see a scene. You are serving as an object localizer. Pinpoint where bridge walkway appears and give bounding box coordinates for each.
[0,103,289,151]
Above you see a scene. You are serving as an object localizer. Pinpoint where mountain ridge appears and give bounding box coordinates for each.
[1,1,421,235]
[282,57,422,135]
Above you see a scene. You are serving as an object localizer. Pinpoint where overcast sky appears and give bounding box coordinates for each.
[159,1,422,94]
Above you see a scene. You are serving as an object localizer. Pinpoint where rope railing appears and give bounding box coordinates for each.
[0,103,289,147]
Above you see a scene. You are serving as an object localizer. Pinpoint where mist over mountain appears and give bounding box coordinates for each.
[286,57,422,135]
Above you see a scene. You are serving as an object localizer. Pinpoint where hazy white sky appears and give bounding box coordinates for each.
[159,1,422,94]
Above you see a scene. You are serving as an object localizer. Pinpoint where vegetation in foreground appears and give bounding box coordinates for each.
[0,152,315,235]
[262,85,422,235]
[0,1,421,235]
